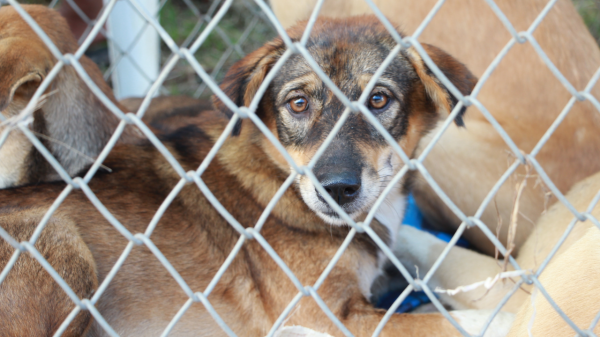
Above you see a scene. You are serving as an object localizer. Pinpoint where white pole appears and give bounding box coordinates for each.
[103,0,160,100]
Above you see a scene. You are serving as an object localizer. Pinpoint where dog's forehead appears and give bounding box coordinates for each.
[274,20,414,95]
[307,41,388,74]
[270,25,417,148]
[273,42,413,96]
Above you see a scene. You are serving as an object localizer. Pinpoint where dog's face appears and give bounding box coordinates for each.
[215,16,476,225]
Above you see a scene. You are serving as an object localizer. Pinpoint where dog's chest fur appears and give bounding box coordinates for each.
[355,188,406,298]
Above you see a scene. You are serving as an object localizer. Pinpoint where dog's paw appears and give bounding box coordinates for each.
[392,225,446,271]
[451,310,515,337]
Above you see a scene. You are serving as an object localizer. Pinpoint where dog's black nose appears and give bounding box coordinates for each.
[318,173,361,206]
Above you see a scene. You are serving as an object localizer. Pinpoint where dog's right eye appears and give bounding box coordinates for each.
[288,97,309,114]
[368,93,389,110]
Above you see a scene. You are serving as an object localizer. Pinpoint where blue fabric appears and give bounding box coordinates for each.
[375,194,468,313]
[402,194,469,248]
[376,289,430,313]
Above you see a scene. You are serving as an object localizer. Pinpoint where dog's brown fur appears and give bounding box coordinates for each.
[0,5,138,188]
[270,0,600,256]
[120,95,213,129]
[0,209,97,336]
[0,6,520,336]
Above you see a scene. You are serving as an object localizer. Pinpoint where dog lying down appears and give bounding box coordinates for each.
[0,6,516,337]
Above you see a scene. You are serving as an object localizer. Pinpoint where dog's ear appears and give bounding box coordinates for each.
[406,44,477,127]
[0,39,53,113]
[212,40,284,136]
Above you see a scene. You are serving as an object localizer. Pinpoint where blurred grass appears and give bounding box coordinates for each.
[158,0,275,97]
[573,0,600,44]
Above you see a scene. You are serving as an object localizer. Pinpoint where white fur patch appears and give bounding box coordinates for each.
[356,248,381,299]
[374,187,406,249]
[0,129,30,188]
[275,326,333,337]
[392,224,442,273]
[357,187,407,298]
[452,310,515,337]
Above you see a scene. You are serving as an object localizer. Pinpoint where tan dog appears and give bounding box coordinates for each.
[394,170,600,335]
[270,0,600,256]
[0,6,517,337]
[508,215,600,336]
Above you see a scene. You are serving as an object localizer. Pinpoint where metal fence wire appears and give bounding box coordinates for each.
[1,0,600,336]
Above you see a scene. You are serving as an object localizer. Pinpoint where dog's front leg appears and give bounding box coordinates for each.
[393,225,527,312]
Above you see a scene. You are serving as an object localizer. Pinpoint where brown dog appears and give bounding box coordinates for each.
[0,6,210,189]
[270,0,600,256]
[0,5,516,337]
[0,6,144,188]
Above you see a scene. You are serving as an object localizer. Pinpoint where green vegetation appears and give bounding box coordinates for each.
[159,0,201,44]
[157,0,275,97]
[573,0,600,44]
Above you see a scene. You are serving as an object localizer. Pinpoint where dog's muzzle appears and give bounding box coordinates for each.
[316,171,361,207]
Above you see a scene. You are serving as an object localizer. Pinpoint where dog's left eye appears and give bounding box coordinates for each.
[369,93,389,110]
[288,97,309,114]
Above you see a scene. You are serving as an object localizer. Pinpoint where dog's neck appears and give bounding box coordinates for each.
[203,115,404,243]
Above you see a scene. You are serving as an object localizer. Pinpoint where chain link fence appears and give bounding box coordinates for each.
[0,0,599,336]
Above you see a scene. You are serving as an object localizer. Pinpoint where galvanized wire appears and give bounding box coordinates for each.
[0,0,598,336]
